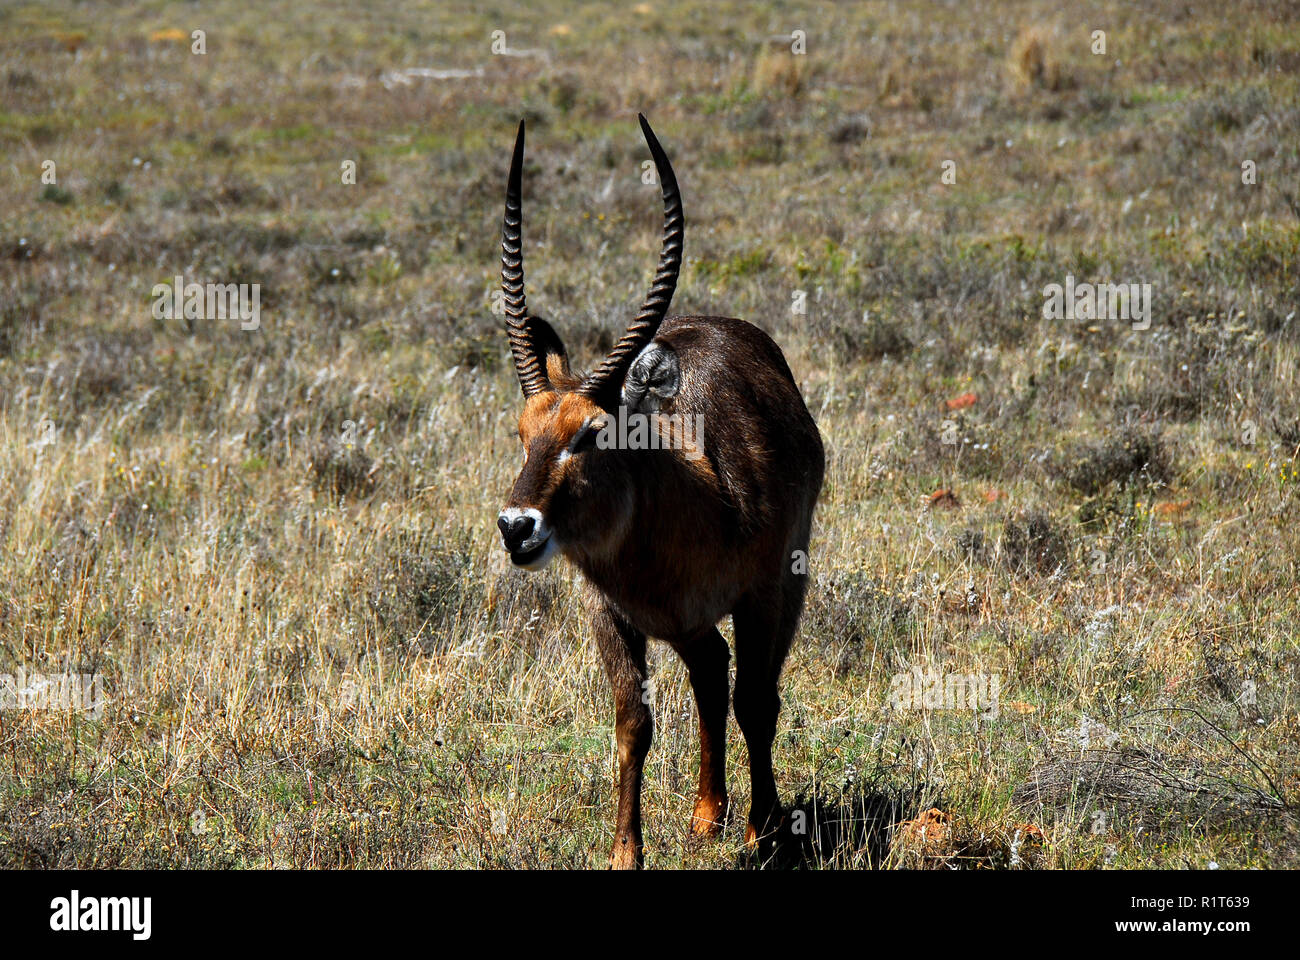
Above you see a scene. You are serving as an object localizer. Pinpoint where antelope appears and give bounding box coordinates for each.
[495,115,824,868]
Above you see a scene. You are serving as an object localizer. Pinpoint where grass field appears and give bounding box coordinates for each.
[1,0,1298,869]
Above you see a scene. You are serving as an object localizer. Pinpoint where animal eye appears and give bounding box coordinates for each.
[573,426,599,453]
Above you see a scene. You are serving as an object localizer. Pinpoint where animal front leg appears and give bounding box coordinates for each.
[593,603,651,869]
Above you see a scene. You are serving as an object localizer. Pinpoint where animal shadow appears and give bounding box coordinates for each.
[736,782,932,869]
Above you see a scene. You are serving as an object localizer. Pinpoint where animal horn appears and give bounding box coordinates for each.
[578,114,683,407]
[501,119,550,397]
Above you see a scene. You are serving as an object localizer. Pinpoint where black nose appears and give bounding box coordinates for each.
[498,514,535,552]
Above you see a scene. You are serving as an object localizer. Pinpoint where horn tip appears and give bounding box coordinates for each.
[508,120,526,178]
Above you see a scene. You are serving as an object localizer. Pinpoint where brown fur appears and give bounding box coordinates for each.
[502,314,824,867]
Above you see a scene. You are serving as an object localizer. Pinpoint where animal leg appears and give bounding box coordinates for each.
[671,626,731,837]
[593,602,651,869]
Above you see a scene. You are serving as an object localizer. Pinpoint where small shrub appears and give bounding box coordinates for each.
[367,538,479,655]
[955,528,989,564]
[309,436,376,500]
[1056,427,1174,495]
[805,571,913,678]
[1001,510,1069,576]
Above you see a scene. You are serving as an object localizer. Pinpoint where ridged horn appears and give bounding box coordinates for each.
[578,114,684,408]
[501,119,550,397]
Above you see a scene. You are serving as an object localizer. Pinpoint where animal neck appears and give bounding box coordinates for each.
[566,446,724,600]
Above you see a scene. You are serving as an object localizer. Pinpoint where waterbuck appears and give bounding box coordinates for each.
[495,115,824,868]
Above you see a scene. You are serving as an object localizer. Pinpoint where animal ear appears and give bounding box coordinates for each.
[525,315,580,392]
[621,343,680,413]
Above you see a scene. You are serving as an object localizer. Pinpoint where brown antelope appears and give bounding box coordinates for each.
[495,115,824,868]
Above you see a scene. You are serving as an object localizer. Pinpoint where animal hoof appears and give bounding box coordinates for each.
[744,806,785,851]
[608,835,644,870]
[689,794,729,838]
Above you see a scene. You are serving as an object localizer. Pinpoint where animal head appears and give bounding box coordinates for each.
[496,115,683,569]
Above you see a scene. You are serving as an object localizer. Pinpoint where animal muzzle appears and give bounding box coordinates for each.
[497,507,555,569]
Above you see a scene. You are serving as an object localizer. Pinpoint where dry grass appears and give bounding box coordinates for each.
[1009,25,1065,91]
[0,0,1298,869]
